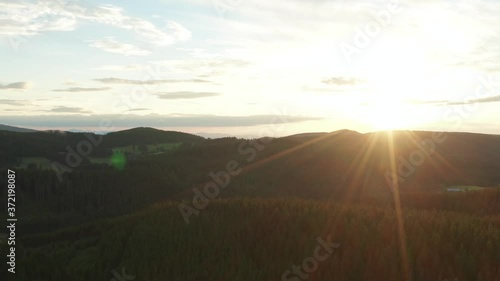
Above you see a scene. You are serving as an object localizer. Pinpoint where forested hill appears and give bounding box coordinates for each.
[1,129,499,236]
[218,130,500,200]
[0,127,205,167]
[103,127,204,146]
[1,129,500,280]
[11,197,500,281]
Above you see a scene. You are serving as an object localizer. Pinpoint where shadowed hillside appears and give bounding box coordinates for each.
[0,127,205,168]
[0,124,38,133]
[1,128,500,281]
[1,129,499,235]
[10,198,500,281]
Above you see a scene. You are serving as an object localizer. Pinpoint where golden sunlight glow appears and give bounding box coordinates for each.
[354,96,427,131]
[348,41,443,131]
[360,100,418,131]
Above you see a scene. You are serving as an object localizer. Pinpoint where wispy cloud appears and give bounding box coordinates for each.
[64,79,79,86]
[154,58,251,70]
[445,95,500,105]
[301,85,356,94]
[156,91,220,99]
[411,95,500,106]
[88,37,150,56]
[128,108,150,111]
[95,64,144,71]
[0,2,191,46]
[0,81,30,90]
[94,77,211,84]
[165,21,191,42]
[453,58,500,73]
[0,1,77,35]
[410,100,450,105]
[52,87,112,92]
[151,58,252,78]
[0,99,30,106]
[322,77,362,86]
[48,106,92,113]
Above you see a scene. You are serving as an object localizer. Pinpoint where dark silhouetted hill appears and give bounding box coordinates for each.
[0,124,38,132]
[104,127,204,147]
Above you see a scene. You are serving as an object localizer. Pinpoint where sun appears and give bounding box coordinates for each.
[348,43,439,131]
[367,101,412,130]
[355,98,421,131]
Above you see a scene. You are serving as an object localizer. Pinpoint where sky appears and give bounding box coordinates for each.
[1,0,500,137]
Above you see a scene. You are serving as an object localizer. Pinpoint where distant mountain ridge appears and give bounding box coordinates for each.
[104,127,204,147]
[2,126,500,189]
[0,127,205,167]
[0,124,38,133]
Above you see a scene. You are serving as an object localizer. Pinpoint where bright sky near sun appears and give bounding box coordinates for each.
[1,0,500,137]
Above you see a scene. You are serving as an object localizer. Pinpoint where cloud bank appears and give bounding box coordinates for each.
[95,78,211,84]
[155,91,221,99]
[1,114,322,128]
[52,87,112,92]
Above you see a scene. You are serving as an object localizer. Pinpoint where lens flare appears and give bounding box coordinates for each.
[111,151,126,170]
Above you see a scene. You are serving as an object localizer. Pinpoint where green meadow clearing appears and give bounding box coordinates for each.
[15,143,182,169]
